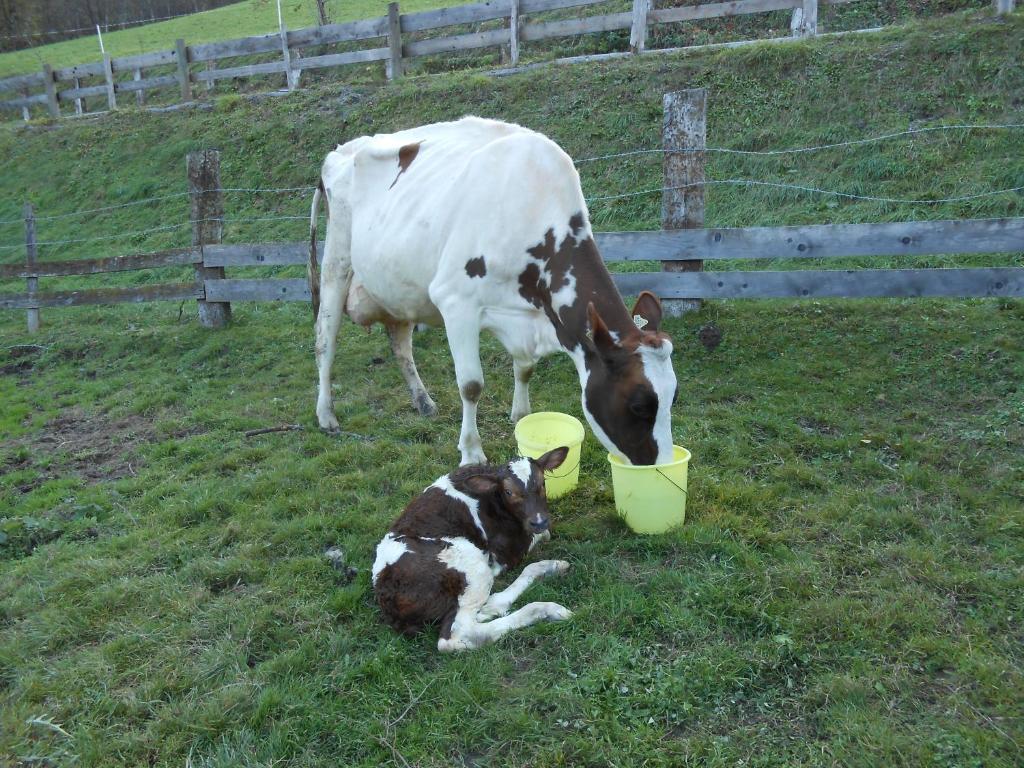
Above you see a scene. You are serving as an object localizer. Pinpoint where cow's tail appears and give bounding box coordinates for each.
[308,179,325,321]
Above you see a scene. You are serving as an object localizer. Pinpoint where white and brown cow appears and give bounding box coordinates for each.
[372,448,572,652]
[309,117,677,466]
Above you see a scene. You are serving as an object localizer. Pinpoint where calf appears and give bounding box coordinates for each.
[372,448,572,652]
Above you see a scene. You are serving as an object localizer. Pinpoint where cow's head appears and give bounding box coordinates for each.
[464,448,569,534]
[581,292,676,465]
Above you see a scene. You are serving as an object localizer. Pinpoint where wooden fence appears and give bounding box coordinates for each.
[2,87,1022,332]
[1,0,869,119]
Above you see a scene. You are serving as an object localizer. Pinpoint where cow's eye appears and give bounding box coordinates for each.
[505,489,513,496]
[629,394,657,419]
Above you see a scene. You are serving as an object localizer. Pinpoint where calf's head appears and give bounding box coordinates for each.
[582,292,676,466]
[463,448,569,534]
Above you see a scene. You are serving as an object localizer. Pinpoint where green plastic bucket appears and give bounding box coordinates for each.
[608,445,691,534]
[513,411,585,499]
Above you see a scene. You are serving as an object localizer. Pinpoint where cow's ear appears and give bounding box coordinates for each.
[536,446,569,472]
[462,475,499,496]
[631,291,663,334]
[587,302,618,353]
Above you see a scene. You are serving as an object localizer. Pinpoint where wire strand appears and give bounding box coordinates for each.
[587,179,1024,205]
[574,123,1024,164]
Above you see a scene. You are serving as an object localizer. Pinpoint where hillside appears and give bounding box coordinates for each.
[1,9,1022,768]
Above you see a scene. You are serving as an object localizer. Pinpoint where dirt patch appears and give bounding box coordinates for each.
[4,407,155,485]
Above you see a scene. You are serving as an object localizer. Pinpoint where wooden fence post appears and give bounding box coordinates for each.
[176,39,192,102]
[995,0,1014,14]
[21,86,30,121]
[102,54,117,110]
[134,67,145,106]
[24,203,39,333]
[791,0,818,37]
[630,0,651,55]
[73,76,84,114]
[279,23,296,90]
[387,2,404,80]
[510,0,520,66]
[42,64,60,118]
[661,88,706,316]
[187,150,230,328]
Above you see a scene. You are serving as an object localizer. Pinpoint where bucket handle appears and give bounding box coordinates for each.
[655,467,688,498]
[545,457,581,480]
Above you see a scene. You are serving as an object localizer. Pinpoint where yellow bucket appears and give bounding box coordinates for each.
[513,411,585,499]
[608,445,691,534]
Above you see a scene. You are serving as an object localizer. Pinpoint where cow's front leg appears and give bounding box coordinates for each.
[510,357,535,424]
[440,309,486,465]
[477,560,570,620]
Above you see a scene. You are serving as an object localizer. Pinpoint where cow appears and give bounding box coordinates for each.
[309,117,677,466]
[372,447,572,652]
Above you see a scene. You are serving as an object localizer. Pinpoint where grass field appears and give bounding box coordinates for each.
[1,8,1023,767]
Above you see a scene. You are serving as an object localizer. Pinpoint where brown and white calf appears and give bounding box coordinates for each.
[309,116,677,467]
[372,448,572,652]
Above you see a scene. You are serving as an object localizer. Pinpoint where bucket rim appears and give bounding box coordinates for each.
[514,411,586,445]
[607,445,691,470]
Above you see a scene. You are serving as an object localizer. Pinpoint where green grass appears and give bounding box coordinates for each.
[1,8,1023,767]
[0,0,476,78]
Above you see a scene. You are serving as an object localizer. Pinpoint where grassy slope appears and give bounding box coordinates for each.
[0,0,475,78]
[1,9,1023,768]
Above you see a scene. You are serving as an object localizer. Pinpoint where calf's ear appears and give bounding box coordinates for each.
[462,475,499,496]
[536,446,569,472]
[630,291,663,333]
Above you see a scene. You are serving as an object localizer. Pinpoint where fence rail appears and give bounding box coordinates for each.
[1,0,873,119]
[2,216,1021,317]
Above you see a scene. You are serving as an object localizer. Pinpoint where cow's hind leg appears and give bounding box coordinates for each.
[386,322,437,417]
[510,357,536,424]
[315,267,349,432]
[438,601,572,653]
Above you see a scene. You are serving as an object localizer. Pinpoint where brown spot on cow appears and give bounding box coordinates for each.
[462,381,483,403]
[389,141,423,190]
[465,256,487,278]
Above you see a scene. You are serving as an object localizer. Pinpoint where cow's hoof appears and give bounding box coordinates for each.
[544,560,571,577]
[317,410,341,432]
[543,603,572,622]
[415,393,438,418]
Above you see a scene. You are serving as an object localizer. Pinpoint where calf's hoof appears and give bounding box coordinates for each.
[540,602,573,622]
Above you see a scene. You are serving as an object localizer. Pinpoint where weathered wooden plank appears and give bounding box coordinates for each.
[189,33,282,63]
[117,74,179,94]
[58,84,110,100]
[0,249,199,279]
[405,27,509,57]
[596,218,1024,262]
[175,39,192,101]
[0,282,202,310]
[650,0,799,25]
[611,268,1024,299]
[520,0,610,13]
[205,278,311,302]
[285,16,390,48]
[293,47,391,71]
[202,243,315,267]
[401,1,509,32]
[387,2,405,80]
[54,62,106,81]
[0,93,49,109]
[193,60,288,82]
[520,12,633,42]
[102,55,117,110]
[0,71,47,92]
[111,49,177,70]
